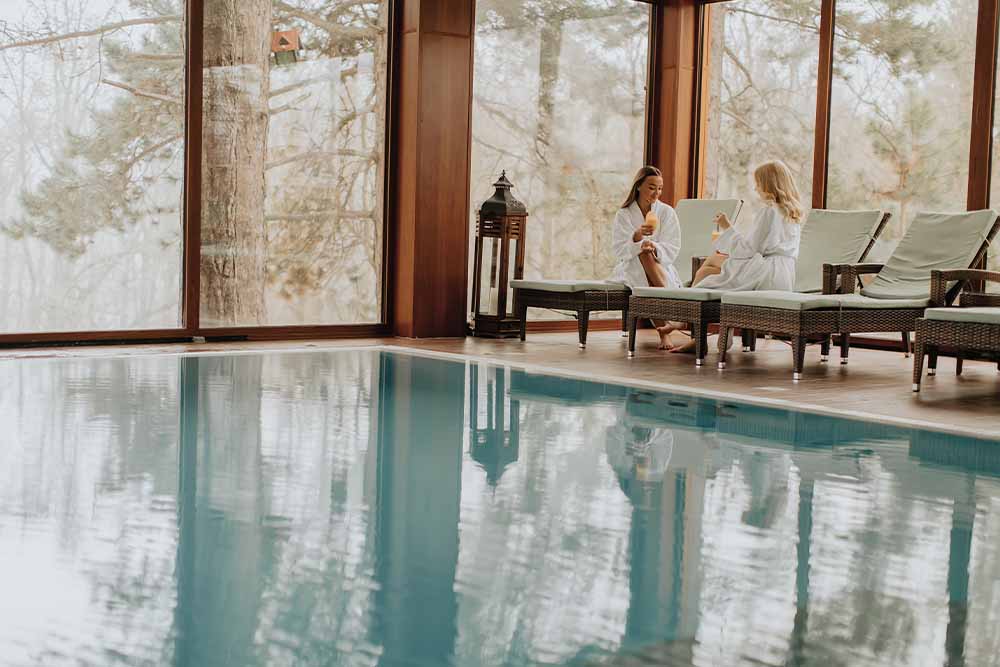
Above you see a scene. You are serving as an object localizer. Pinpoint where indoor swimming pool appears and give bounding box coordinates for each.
[1,348,999,666]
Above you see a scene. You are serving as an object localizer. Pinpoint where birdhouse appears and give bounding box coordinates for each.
[468,364,520,486]
[271,30,301,66]
[471,171,527,337]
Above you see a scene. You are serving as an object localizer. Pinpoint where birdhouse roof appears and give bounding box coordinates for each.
[271,30,301,53]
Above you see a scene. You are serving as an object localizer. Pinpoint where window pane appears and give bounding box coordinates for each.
[469,1,651,320]
[0,2,186,333]
[702,1,820,222]
[827,0,976,259]
[201,0,388,327]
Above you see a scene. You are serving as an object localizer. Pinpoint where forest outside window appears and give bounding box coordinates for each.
[701,0,820,222]
[200,0,389,328]
[826,0,977,261]
[0,1,187,333]
[468,0,651,321]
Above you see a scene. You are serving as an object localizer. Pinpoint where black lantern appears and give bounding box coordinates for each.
[468,363,520,486]
[471,171,527,337]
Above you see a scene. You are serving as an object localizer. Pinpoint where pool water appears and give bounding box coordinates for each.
[1,348,999,667]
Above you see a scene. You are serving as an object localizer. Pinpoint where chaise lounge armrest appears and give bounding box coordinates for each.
[930,269,1000,307]
[825,263,884,294]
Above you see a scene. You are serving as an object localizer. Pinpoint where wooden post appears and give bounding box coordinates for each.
[968,0,1000,211]
[812,0,836,209]
[389,0,475,337]
[649,0,701,206]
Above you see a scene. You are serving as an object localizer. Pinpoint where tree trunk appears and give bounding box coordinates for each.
[534,18,563,278]
[201,0,271,326]
[704,5,726,197]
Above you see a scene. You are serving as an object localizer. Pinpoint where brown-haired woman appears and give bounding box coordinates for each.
[611,166,683,350]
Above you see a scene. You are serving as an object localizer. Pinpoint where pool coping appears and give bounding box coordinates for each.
[2,341,997,441]
[377,345,1000,442]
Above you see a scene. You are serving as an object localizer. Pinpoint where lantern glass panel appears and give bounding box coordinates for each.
[505,238,518,317]
[478,237,500,316]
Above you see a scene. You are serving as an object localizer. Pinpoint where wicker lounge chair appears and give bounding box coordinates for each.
[628,209,891,365]
[718,210,1000,379]
[912,269,1000,392]
[511,198,741,348]
[673,198,744,284]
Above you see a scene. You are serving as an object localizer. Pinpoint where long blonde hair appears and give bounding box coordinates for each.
[754,160,803,222]
[621,165,661,209]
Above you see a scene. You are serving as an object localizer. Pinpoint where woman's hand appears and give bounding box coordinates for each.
[640,240,658,258]
[633,225,655,242]
[713,212,731,230]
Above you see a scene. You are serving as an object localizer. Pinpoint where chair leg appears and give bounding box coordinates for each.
[717,327,731,369]
[792,336,807,381]
[901,331,911,358]
[627,315,638,358]
[518,302,528,341]
[839,333,851,365]
[577,310,590,349]
[741,329,753,353]
[620,305,630,338]
[749,332,758,352]
[912,341,925,392]
[956,356,964,376]
[694,321,708,367]
[820,336,831,362]
[928,348,938,376]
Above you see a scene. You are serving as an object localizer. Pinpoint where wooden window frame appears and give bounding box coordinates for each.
[0,0,394,347]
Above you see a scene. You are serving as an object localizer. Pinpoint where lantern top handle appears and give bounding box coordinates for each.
[481,170,527,217]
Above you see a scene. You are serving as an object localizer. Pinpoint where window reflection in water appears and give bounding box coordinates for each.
[0,351,997,666]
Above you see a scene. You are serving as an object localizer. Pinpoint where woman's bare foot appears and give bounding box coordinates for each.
[656,323,679,336]
[657,327,675,350]
[669,340,696,354]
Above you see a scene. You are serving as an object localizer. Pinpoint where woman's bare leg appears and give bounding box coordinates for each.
[638,250,668,288]
[638,251,685,349]
[673,254,727,353]
[692,254,726,287]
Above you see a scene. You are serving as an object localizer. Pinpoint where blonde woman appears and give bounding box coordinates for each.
[611,166,683,349]
[693,160,803,291]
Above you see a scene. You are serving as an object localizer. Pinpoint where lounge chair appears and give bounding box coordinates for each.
[627,209,891,365]
[912,269,1000,392]
[717,210,1000,379]
[673,198,744,284]
[511,198,742,348]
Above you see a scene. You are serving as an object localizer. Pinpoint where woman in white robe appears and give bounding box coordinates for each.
[693,160,803,292]
[610,166,683,348]
[671,160,803,354]
[695,203,800,291]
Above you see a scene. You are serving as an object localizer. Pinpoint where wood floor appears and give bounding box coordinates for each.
[1,330,997,438]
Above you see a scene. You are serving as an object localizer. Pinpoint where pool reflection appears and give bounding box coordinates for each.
[1,350,999,666]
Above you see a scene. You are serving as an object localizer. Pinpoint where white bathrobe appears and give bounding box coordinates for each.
[699,204,800,291]
[610,201,682,289]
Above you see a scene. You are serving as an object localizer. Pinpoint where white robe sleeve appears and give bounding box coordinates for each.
[650,205,681,267]
[612,208,645,261]
[715,207,785,259]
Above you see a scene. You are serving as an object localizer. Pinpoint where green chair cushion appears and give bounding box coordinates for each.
[631,287,726,301]
[861,210,998,299]
[511,279,628,293]
[924,307,1000,325]
[721,291,840,310]
[673,198,743,277]
[834,294,930,309]
[794,209,884,293]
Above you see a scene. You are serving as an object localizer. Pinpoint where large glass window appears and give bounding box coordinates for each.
[827,0,977,258]
[701,0,820,221]
[0,2,186,333]
[200,0,388,328]
[469,1,651,319]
